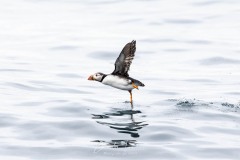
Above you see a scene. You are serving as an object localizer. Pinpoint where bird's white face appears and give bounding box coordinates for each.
[88,73,104,82]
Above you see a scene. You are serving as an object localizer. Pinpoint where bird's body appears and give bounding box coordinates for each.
[88,40,144,106]
[102,75,134,90]
[102,75,144,91]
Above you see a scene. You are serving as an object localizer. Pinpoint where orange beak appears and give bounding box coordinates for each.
[88,75,94,80]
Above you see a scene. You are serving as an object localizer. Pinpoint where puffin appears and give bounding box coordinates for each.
[88,40,145,106]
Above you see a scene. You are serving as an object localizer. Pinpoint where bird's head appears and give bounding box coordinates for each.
[88,72,105,82]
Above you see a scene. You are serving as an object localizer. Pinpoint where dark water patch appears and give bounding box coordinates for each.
[56,73,82,78]
[88,51,116,60]
[96,120,147,138]
[177,100,196,107]
[97,121,141,127]
[200,57,240,65]
[105,109,141,116]
[205,101,240,113]
[92,114,110,119]
[221,102,240,111]
[117,131,140,138]
[221,102,235,108]
[50,45,79,51]
[92,140,136,148]
[0,69,33,72]
[167,99,208,113]
[170,99,240,113]
[164,19,201,24]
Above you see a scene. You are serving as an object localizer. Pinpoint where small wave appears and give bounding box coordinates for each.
[168,98,240,112]
[200,57,240,65]
[164,19,201,24]
[56,73,82,78]
[50,45,79,51]
[88,51,116,60]
[6,82,91,94]
[0,69,33,72]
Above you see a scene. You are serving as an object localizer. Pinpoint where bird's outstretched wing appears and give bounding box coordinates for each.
[112,40,136,77]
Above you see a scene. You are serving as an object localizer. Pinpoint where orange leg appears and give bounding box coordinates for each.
[128,90,133,108]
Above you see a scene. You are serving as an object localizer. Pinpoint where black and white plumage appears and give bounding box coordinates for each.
[88,40,144,106]
[112,40,136,77]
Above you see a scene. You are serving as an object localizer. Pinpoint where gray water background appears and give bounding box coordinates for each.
[0,0,240,159]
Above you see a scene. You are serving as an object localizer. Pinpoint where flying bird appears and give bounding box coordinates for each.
[88,40,144,106]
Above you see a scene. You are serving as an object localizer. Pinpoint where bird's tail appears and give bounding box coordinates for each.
[134,79,145,87]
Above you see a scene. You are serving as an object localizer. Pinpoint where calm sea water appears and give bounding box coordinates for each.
[0,0,240,159]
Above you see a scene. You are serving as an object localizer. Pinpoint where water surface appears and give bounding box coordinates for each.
[0,0,240,159]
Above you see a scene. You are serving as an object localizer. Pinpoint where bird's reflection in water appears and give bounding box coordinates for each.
[92,104,148,148]
[92,140,137,148]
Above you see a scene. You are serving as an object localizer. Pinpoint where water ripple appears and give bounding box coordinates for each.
[6,82,91,94]
[92,106,148,139]
[0,69,33,72]
[200,57,240,65]
[88,52,116,60]
[164,19,202,24]
[0,114,19,128]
